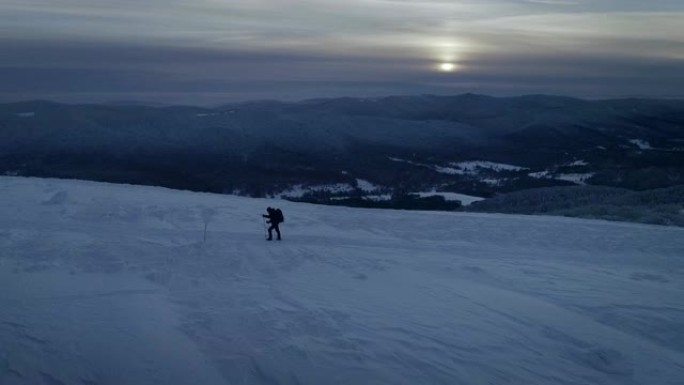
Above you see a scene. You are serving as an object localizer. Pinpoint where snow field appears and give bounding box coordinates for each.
[414,191,485,205]
[1,176,683,385]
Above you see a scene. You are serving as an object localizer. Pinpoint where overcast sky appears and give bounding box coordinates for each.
[1,0,683,105]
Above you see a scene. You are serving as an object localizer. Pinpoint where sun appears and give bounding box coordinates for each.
[439,62,456,72]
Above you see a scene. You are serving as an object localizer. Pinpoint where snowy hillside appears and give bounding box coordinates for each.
[3,96,684,199]
[1,176,684,385]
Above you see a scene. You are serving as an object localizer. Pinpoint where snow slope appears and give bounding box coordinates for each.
[1,176,683,385]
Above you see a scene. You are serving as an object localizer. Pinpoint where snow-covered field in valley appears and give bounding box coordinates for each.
[1,177,683,385]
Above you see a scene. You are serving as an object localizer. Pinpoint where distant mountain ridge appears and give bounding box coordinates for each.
[1,94,683,222]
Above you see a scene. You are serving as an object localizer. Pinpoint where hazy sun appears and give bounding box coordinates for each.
[439,62,456,72]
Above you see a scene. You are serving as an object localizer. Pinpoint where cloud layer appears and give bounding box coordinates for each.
[1,0,683,104]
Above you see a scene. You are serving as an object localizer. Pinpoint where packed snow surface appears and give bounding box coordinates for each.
[1,177,684,385]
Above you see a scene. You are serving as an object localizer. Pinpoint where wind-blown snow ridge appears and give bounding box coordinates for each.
[1,176,683,385]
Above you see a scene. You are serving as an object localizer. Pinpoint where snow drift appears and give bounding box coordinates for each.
[1,176,683,385]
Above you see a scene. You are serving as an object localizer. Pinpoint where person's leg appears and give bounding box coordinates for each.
[274,224,281,240]
[267,224,275,240]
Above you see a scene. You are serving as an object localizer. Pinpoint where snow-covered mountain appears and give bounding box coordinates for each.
[2,176,683,384]
[1,94,683,201]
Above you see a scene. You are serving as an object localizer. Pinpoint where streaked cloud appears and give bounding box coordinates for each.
[0,0,682,104]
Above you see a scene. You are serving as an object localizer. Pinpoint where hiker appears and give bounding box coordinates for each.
[262,207,284,241]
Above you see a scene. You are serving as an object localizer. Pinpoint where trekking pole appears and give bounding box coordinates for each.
[262,216,268,239]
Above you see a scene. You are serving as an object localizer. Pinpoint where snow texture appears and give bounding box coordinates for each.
[362,194,392,201]
[355,179,379,192]
[556,173,595,185]
[482,178,502,186]
[629,139,654,150]
[433,166,465,175]
[388,159,526,181]
[1,176,684,385]
[449,161,528,173]
[529,171,595,185]
[414,191,485,205]
[529,171,551,178]
[276,183,354,198]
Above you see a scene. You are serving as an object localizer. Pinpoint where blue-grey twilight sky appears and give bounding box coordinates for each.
[1,0,683,105]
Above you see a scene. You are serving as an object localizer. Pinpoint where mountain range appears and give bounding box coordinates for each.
[2,94,683,222]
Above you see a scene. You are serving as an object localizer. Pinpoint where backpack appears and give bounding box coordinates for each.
[275,208,284,223]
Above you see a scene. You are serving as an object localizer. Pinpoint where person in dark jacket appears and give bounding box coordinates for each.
[262,207,283,240]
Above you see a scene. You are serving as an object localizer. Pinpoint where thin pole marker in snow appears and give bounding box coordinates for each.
[201,207,217,243]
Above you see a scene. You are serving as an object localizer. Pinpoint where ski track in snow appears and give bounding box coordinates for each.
[1,176,683,385]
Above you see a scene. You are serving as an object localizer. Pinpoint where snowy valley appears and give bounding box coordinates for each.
[3,95,683,226]
[1,176,683,385]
